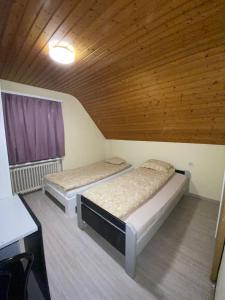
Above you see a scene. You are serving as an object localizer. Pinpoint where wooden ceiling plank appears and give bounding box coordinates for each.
[57,24,224,92]
[83,86,225,114]
[85,105,224,121]
[88,98,225,119]
[49,0,222,90]
[0,1,14,43]
[32,0,191,88]
[89,108,225,122]
[72,44,225,99]
[0,0,29,76]
[13,0,75,81]
[88,100,225,118]
[18,0,99,83]
[67,15,225,92]
[25,0,151,86]
[8,0,64,80]
[73,58,225,104]
[3,0,46,79]
[70,34,225,93]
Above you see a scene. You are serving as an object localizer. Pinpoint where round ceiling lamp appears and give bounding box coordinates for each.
[48,41,75,64]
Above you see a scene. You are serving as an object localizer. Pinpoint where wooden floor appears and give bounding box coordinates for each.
[24,191,218,300]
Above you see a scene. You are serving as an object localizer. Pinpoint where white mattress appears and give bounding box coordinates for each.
[44,165,133,200]
[44,178,78,199]
[125,173,188,240]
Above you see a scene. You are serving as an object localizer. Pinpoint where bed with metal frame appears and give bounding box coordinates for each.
[43,165,133,217]
[77,169,190,277]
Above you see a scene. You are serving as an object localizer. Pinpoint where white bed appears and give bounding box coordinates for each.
[77,169,190,277]
[43,164,133,217]
[125,171,189,260]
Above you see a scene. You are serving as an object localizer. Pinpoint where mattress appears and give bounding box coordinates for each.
[82,167,175,219]
[44,161,130,191]
[125,172,188,239]
[44,179,80,199]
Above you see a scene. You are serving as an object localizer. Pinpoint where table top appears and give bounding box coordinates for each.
[0,194,38,249]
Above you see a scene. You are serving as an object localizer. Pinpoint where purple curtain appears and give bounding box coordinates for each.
[2,93,65,165]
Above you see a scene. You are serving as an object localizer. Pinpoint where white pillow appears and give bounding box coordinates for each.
[141,159,174,173]
[104,157,126,165]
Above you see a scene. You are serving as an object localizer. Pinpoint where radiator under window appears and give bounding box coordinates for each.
[9,158,63,194]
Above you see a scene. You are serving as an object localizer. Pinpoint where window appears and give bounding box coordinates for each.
[2,93,65,165]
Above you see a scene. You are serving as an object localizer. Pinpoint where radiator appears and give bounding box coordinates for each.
[10,158,62,194]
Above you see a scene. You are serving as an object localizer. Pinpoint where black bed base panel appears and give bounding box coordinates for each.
[81,203,126,254]
[81,196,125,231]
[45,191,66,212]
[80,170,185,256]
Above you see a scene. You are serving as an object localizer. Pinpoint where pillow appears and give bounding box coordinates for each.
[104,157,126,165]
[141,159,174,173]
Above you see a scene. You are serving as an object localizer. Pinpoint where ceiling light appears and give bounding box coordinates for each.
[49,41,75,64]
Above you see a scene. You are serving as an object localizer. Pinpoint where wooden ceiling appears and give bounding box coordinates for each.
[0,0,225,144]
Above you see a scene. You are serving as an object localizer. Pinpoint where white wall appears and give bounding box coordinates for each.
[0,87,12,199]
[0,80,105,170]
[105,140,225,201]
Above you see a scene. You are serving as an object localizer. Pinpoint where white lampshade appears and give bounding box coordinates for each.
[49,41,75,64]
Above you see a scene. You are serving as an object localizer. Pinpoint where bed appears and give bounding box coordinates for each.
[77,160,190,277]
[43,157,132,217]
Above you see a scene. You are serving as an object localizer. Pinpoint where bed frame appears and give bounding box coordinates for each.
[43,166,133,217]
[77,170,189,278]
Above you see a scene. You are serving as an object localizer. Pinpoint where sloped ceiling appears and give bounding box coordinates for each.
[0,0,225,144]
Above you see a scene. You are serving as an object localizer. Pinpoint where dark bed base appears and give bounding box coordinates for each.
[81,196,126,254]
[45,191,66,212]
[77,169,186,277]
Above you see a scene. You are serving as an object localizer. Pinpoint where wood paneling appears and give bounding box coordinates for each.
[0,0,225,144]
[211,178,225,282]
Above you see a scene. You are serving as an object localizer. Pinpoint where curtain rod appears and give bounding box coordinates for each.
[1,89,63,103]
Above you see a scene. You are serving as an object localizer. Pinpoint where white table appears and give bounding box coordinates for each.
[0,194,51,299]
[0,194,37,249]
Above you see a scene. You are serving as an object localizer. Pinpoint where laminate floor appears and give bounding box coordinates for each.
[24,191,218,300]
